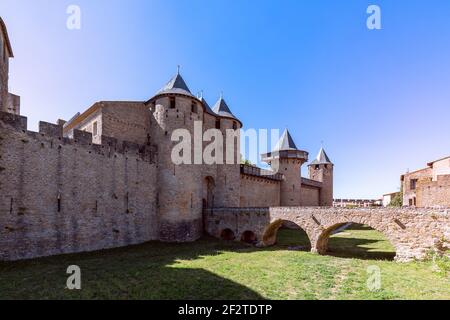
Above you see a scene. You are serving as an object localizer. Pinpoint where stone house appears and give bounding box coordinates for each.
[401,156,450,208]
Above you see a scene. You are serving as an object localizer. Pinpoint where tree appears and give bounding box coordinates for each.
[389,189,403,207]
[240,155,254,166]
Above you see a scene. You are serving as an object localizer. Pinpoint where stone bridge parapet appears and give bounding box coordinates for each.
[205,207,449,262]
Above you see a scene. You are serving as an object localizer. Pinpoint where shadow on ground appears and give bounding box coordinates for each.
[0,226,396,299]
[326,225,396,261]
[0,239,264,300]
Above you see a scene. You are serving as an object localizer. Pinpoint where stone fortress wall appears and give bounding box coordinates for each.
[1,16,449,263]
[0,17,335,261]
[0,112,158,261]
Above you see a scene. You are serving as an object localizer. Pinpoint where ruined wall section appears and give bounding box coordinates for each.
[0,112,158,261]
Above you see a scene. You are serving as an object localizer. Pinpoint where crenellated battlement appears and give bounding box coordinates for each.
[0,111,157,163]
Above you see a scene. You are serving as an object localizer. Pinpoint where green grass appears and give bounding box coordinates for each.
[0,225,449,300]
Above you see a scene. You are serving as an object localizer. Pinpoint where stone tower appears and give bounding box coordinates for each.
[262,129,308,206]
[0,18,19,114]
[212,94,242,207]
[308,147,334,206]
[148,71,205,242]
[0,18,12,113]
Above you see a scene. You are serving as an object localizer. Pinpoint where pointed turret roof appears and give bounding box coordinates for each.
[0,17,14,57]
[212,95,238,120]
[198,92,214,114]
[309,147,333,165]
[273,129,298,151]
[155,70,194,97]
[261,129,308,163]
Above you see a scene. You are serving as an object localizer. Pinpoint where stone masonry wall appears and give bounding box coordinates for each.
[239,174,280,207]
[417,175,450,208]
[402,168,432,206]
[300,186,320,206]
[0,112,158,261]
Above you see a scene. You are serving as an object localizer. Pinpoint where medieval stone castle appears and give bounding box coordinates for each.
[2,18,448,262]
[0,18,335,260]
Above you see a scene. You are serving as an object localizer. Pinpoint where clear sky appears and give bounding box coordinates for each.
[1,0,450,199]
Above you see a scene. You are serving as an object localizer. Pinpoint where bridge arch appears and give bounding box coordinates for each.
[314,218,400,259]
[241,231,257,244]
[261,219,314,248]
[220,228,235,241]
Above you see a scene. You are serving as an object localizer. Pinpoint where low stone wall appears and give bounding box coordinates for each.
[206,207,450,262]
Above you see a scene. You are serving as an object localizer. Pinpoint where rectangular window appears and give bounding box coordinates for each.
[170,97,176,109]
[215,119,221,129]
[191,102,197,114]
[232,121,237,130]
[93,121,98,136]
[410,179,417,190]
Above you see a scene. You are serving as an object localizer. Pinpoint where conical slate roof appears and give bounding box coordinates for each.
[212,96,237,120]
[0,18,14,57]
[198,92,214,114]
[309,147,333,165]
[156,72,194,97]
[273,129,298,151]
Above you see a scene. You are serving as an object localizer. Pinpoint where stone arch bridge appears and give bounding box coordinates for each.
[205,207,449,262]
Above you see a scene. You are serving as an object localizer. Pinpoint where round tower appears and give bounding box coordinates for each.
[308,147,334,206]
[262,129,308,206]
[0,18,14,113]
[147,70,206,242]
[211,94,242,207]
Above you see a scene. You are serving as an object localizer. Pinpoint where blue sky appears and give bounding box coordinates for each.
[1,0,450,199]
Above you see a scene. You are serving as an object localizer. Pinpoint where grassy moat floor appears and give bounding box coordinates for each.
[0,226,449,300]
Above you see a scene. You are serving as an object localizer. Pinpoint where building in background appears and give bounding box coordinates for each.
[382,192,400,207]
[0,18,20,114]
[333,199,382,208]
[401,156,450,208]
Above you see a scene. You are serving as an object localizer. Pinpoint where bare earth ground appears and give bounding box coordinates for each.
[0,225,449,300]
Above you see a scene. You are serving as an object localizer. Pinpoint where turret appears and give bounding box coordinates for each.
[308,147,334,206]
[261,129,308,206]
[0,17,19,114]
[147,70,205,242]
[211,94,242,207]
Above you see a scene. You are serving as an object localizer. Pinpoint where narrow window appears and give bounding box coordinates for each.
[232,121,237,130]
[170,97,176,109]
[215,119,221,129]
[93,121,98,136]
[191,102,197,114]
[57,194,61,212]
[315,165,320,170]
[410,179,417,190]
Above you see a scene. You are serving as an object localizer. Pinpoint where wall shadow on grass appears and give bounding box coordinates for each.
[0,239,264,300]
[0,225,397,299]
